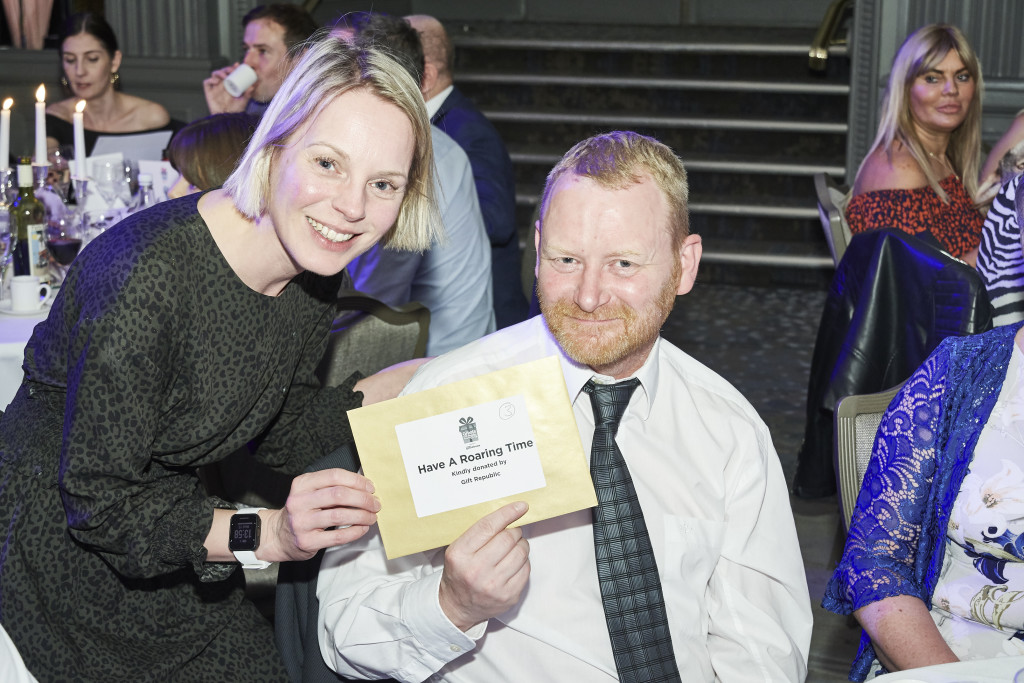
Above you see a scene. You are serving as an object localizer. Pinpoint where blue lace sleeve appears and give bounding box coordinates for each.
[823,350,948,614]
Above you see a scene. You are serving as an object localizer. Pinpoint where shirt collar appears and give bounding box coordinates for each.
[549,326,660,422]
[424,85,454,120]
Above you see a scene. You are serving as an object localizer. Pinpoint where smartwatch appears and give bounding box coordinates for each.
[229,507,271,569]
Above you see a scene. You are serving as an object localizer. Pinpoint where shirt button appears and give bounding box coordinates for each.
[449,645,461,652]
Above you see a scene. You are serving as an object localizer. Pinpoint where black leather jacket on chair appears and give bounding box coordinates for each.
[792,228,993,498]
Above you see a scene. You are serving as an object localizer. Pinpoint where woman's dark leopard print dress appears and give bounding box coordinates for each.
[0,194,362,681]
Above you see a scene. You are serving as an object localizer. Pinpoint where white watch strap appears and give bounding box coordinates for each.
[232,507,271,570]
[233,549,271,570]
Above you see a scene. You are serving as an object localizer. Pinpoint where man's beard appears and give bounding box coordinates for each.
[539,265,680,372]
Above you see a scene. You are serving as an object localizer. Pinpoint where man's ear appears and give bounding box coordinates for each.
[420,61,438,98]
[675,234,702,295]
[534,220,542,279]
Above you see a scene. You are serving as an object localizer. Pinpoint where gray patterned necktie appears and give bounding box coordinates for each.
[584,379,681,683]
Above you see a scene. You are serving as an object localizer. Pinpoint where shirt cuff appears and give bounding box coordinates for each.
[403,570,482,663]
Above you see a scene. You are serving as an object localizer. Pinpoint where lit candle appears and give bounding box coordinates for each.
[73,100,86,178]
[0,98,11,172]
[34,85,46,165]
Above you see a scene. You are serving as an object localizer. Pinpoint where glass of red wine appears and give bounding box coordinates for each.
[45,214,83,284]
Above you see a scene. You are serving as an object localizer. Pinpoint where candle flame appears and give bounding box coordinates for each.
[35,85,45,102]
[2,98,11,111]
[75,100,86,114]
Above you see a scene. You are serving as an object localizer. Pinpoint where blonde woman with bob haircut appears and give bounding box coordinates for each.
[847,24,985,266]
[0,34,440,680]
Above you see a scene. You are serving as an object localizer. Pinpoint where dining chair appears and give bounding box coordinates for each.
[317,289,431,386]
[814,171,851,266]
[833,382,903,532]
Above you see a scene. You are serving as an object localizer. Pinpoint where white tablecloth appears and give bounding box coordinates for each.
[880,654,1024,681]
[0,310,47,409]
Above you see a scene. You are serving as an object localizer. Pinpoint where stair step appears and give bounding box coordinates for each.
[459,73,849,96]
[486,109,847,134]
[701,250,833,268]
[509,150,844,177]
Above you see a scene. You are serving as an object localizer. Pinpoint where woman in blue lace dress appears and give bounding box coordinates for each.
[825,322,1024,679]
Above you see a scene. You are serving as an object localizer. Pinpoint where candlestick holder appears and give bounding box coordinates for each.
[32,162,50,191]
[0,168,12,204]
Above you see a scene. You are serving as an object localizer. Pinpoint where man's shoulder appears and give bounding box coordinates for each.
[405,317,555,393]
[434,89,502,140]
[430,125,472,175]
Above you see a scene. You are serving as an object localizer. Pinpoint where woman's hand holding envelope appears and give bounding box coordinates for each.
[263,468,382,561]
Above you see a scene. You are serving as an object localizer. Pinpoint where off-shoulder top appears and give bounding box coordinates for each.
[846,174,984,258]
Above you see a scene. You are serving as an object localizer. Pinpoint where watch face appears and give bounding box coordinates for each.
[229,513,261,552]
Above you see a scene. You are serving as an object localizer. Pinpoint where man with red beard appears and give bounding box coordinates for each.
[317,131,812,682]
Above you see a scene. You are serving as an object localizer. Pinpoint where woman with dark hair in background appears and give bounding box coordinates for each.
[166,113,258,198]
[846,24,986,266]
[45,12,175,156]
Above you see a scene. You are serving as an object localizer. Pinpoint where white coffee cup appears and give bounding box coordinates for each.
[10,275,51,313]
[223,64,258,98]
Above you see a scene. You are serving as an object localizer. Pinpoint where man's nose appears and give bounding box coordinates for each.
[574,266,608,312]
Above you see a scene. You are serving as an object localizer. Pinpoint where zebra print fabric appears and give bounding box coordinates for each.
[977,174,1024,326]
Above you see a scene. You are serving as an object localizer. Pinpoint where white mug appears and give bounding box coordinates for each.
[11,275,51,313]
[223,64,258,98]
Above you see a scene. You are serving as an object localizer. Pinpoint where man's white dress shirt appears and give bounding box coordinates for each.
[318,316,812,682]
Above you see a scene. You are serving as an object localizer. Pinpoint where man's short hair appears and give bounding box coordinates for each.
[243,4,319,51]
[352,13,425,87]
[539,131,690,248]
[223,33,441,252]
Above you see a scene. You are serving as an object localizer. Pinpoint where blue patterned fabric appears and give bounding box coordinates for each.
[823,322,1024,680]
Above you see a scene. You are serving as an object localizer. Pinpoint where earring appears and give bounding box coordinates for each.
[110,71,120,86]
[60,76,68,88]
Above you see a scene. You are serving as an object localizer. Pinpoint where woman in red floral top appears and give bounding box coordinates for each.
[847,24,985,265]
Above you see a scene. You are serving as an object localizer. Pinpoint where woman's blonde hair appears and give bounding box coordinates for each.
[223,31,440,251]
[858,23,983,202]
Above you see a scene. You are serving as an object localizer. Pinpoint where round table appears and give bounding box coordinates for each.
[879,654,1024,681]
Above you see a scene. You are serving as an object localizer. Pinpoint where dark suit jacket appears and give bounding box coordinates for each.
[432,86,528,329]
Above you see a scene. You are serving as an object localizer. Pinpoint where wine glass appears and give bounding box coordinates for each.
[47,146,72,203]
[45,213,82,283]
[92,161,120,210]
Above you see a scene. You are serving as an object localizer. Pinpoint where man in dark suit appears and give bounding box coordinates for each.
[407,14,529,330]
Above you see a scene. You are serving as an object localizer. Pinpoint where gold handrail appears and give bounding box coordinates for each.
[809,0,853,71]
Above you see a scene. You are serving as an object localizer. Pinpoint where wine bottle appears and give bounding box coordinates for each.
[11,159,48,278]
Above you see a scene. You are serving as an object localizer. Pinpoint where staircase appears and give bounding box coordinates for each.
[449,22,850,288]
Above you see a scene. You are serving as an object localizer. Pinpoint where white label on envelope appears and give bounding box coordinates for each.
[395,394,546,517]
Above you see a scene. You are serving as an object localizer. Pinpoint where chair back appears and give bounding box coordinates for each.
[833,383,903,531]
[317,290,430,386]
[814,172,852,265]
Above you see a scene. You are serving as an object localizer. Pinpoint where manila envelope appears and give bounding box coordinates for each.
[348,355,596,559]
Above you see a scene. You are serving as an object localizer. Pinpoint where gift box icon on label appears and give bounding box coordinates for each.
[459,416,479,446]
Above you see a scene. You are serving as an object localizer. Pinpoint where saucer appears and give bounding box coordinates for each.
[0,299,50,317]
